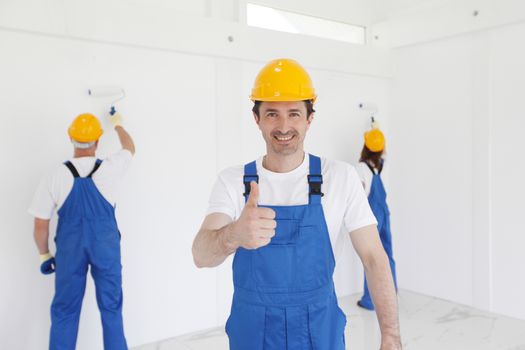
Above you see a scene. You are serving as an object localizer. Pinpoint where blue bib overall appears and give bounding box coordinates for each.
[358,161,398,310]
[226,154,346,350]
[50,160,127,350]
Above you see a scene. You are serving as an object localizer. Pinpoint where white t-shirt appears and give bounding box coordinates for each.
[355,162,374,197]
[28,150,133,219]
[206,154,377,258]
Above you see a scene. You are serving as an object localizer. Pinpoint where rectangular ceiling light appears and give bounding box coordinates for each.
[247,3,366,45]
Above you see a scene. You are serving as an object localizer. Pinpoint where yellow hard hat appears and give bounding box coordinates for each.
[364,128,385,152]
[250,58,317,102]
[68,113,103,142]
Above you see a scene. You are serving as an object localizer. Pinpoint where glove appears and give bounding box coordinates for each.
[109,109,123,128]
[40,253,56,275]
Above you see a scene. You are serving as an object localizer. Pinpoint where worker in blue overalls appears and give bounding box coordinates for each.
[192,58,402,349]
[29,111,135,349]
[356,121,398,311]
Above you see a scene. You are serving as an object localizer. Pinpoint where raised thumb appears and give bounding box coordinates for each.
[246,181,259,207]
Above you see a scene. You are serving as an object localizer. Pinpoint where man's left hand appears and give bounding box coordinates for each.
[40,253,56,275]
[109,111,123,128]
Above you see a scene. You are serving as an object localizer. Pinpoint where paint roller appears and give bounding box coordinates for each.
[358,102,379,128]
[88,86,125,115]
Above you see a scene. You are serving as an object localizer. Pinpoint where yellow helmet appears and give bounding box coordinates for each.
[250,58,317,102]
[68,113,103,143]
[364,128,385,152]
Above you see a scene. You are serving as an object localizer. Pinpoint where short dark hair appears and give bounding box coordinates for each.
[252,100,316,119]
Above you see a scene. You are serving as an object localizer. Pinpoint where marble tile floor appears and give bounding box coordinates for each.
[132,289,525,350]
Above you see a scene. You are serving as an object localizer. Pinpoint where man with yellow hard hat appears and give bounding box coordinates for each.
[29,111,135,349]
[356,122,398,311]
[192,59,401,349]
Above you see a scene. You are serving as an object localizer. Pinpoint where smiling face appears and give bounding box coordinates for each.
[254,101,314,157]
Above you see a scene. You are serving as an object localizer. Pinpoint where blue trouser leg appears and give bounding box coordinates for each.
[359,216,397,310]
[380,215,397,290]
[50,247,88,350]
[359,277,374,310]
[360,257,397,310]
[90,239,127,350]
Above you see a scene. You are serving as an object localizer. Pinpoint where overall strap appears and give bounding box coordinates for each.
[365,161,376,175]
[87,159,103,178]
[63,161,80,178]
[308,154,323,204]
[243,161,258,202]
[378,159,384,175]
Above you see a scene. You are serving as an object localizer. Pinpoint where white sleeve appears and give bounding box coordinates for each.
[100,149,133,178]
[94,149,133,185]
[355,162,373,197]
[28,174,57,220]
[343,166,377,233]
[90,149,133,205]
[205,175,236,220]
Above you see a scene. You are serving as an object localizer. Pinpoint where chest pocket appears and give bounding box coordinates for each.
[270,218,298,245]
[252,218,299,290]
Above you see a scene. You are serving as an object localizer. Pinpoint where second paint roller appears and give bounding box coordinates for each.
[359,102,379,128]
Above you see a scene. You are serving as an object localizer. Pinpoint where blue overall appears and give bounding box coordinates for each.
[358,161,397,310]
[50,160,127,350]
[226,154,346,350]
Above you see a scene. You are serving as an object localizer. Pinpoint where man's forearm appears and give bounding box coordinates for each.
[34,225,50,254]
[365,252,401,347]
[192,223,237,268]
[115,126,135,154]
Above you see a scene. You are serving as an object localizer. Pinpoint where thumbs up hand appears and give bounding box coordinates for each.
[230,182,276,250]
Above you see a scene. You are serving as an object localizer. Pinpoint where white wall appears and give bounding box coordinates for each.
[489,22,525,320]
[387,18,525,320]
[369,0,450,23]
[389,35,475,306]
[0,1,391,348]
